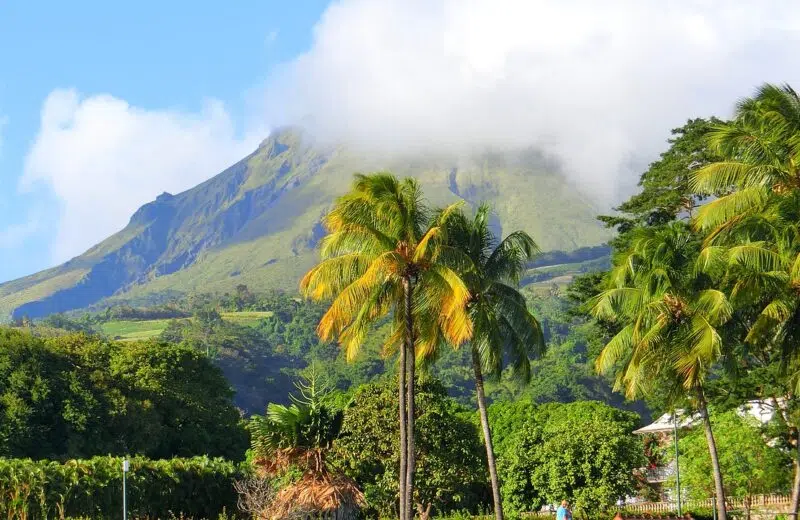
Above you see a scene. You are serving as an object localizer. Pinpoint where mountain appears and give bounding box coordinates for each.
[0,128,610,320]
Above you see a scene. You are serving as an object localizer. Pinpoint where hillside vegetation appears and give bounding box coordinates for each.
[0,128,609,320]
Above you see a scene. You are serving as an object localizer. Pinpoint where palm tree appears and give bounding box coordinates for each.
[691,83,800,519]
[300,173,472,520]
[250,371,343,475]
[249,371,363,516]
[591,222,733,520]
[691,83,800,243]
[444,204,544,520]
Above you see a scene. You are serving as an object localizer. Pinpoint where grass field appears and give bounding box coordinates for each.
[220,310,273,327]
[100,319,174,341]
[99,311,274,341]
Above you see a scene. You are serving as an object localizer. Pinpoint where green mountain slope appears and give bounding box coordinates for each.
[0,128,610,319]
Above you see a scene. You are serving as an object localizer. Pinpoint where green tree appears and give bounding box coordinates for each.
[109,339,247,459]
[300,173,472,520]
[599,117,722,237]
[193,307,223,356]
[0,329,247,460]
[444,203,544,520]
[0,329,73,458]
[591,222,733,520]
[501,401,643,516]
[690,83,800,518]
[486,399,538,461]
[677,411,791,520]
[334,378,486,519]
[571,118,726,417]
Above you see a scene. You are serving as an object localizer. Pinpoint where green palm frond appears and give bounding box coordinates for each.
[591,287,645,321]
[302,172,475,370]
[693,290,733,326]
[693,187,770,233]
[594,222,732,400]
[595,325,634,378]
[726,243,784,271]
[442,204,543,382]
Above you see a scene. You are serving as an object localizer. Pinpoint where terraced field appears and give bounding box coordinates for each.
[100,311,274,341]
[100,319,174,341]
[219,311,273,327]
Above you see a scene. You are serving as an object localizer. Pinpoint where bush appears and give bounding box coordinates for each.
[500,401,644,515]
[334,378,489,517]
[0,328,248,460]
[0,456,245,519]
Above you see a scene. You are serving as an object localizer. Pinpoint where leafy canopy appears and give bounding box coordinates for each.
[500,401,643,515]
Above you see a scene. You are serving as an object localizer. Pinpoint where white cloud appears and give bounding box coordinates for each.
[264,0,800,202]
[22,89,261,263]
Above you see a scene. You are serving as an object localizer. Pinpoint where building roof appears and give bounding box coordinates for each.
[633,411,698,434]
[634,399,784,435]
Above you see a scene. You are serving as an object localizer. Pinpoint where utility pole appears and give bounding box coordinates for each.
[122,458,129,520]
[674,413,682,516]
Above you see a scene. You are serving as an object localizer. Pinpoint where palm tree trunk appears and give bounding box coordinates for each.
[406,344,416,520]
[697,388,727,520]
[472,347,504,520]
[403,276,416,520]
[398,312,408,520]
[791,434,800,520]
[770,396,798,520]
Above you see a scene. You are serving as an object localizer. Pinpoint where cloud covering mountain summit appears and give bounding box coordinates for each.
[265,0,800,202]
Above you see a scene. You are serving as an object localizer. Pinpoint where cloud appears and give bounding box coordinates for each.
[22,89,261,263]
[264,0,800,202]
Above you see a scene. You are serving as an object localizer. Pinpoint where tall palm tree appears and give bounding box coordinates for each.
[591,222,733,520]
[300,173,472,520]
[691,83,800,519]
[444,204,544,520]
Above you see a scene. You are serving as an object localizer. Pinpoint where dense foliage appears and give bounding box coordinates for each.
[0,328,247,460]
[498,401,644,515]
[677,411,791,501]
[0,456,242,519]
[573,85,800,520]
[4,83,800,520]
[334,378,487,518]
[159,291,387,413]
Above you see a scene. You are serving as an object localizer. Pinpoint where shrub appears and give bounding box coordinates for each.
[0,456,245,519]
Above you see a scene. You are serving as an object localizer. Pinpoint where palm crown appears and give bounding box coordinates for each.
[690,83,800,389]
[249,370,343,474]
[300,173,472,360]
[692,83,800,242]
[592,222,733,398]
[445,203,544,380]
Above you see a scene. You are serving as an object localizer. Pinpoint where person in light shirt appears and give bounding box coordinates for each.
[556,500,572,520]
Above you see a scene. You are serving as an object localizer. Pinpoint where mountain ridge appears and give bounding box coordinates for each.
[0,127,611,320]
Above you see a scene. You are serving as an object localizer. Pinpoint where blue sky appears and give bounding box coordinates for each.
[0,1,328,282]
[2,0,799,284]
